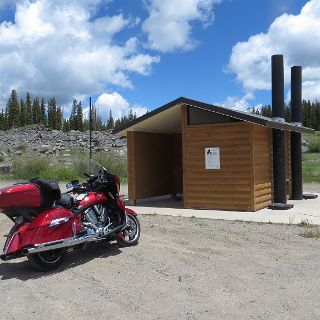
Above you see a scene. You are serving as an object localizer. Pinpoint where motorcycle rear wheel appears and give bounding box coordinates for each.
[117,215,140,246]
[27,249,66,271]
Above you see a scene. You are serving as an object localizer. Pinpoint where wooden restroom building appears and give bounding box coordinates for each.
[114,97,312,211]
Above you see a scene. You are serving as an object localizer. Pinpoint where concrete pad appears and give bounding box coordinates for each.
[1,180,319,225]
[127,194,320,225]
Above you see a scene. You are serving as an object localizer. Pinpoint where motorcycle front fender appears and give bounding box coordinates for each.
[125,207,137,217]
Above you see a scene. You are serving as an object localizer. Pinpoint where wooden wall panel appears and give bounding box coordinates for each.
[182,105,254,211]
[127,131,183,200]
[252,126,272,210]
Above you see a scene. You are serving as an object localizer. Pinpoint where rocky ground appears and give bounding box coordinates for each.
[0,214,320,320]
[0,125,127,173]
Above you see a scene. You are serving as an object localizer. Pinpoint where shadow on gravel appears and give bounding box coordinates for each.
[0,241,122,281]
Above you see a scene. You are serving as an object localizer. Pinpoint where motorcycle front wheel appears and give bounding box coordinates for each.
[27,249,66,271]
[117,215,140,246]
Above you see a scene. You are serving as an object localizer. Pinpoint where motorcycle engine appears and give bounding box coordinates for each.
[84,208,99,225]
[84,205,114,237]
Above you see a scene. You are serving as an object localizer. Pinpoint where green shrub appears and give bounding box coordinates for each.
[10,151,127,183]
[40,165,79,181]
[308,140,320,153]
[301,229,320,238]
[12,156,49,180]
[302,153,320,183]
[74,152,127,182]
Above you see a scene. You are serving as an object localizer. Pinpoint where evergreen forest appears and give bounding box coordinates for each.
[0,90,138,132]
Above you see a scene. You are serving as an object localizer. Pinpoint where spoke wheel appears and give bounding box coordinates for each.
[117,215,140,246]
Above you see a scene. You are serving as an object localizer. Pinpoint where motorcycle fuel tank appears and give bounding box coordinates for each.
[79,192,107,208]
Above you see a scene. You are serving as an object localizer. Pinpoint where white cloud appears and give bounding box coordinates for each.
[142,0,220,52]
[228,0,320,101]
[0,0,159,109]
[219,92,260,112]
[95,92,148,122]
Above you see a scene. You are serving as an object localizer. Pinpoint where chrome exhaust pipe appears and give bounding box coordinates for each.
[23,214,128,255]
[23,234,97,255]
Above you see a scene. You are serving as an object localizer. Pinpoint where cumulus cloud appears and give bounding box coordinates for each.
[142,0,221,52]
[219,92,261,112]
[0,0,159,109]
[95,92,148,122]
[228,0,320,101]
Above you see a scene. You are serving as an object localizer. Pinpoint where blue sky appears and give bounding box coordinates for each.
[0,0,318,121]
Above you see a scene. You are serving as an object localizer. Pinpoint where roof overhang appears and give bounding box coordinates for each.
[113,97,314,136]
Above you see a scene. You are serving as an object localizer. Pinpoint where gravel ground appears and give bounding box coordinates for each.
[1,213,320,320]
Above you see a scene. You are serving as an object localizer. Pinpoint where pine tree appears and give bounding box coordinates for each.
[63,119,70,132]
[40,98,47,125]
[32,97,41,124]
[56,106,63,130]
[20,98,27,127]
[0,110,6,130]
[26,92,32,125]
[47,97,57,129]
[69,99,78,130]
[7,89,20,128]
[128,109,134,122]
[76,101,84,131]
[106,110,114,129]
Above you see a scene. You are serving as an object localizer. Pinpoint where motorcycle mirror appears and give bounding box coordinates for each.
[66,182,73,189]
[71,180,80,186]
[66,180,79,189]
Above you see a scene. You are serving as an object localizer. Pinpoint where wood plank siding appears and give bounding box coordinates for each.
[182,105,255,211]
[127,131,182,200]
[252,126,272,210]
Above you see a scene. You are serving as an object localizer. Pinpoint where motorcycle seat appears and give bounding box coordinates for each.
[55,193,74,209]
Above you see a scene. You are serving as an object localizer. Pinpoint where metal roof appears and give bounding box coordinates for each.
[113,97,314,135]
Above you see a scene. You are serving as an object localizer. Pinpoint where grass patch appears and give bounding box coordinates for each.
[39,165,79,181]
[297,219,315,228]
[302,131,320,183]
[12,156,50,180]
[74,152,127,182]
[302,153,320,183]
[304,131,320,153]
[9,150,127,182]
[300,229,320,238]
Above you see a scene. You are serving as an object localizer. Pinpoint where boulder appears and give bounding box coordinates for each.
[39,144,51,153]
[0,163,11,174]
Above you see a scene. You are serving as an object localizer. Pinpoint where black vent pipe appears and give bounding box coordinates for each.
[271,55,288,206]
[291,66,303,200]
[272,55,285,121]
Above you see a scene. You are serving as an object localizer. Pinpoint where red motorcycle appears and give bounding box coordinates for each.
[0,167,140,271]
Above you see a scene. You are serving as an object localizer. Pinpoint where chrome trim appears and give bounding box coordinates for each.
[24,214,128,255]
[3,231,19,255]
[49,217,70,228]
[25,234,97,254]
[72,221,76,237]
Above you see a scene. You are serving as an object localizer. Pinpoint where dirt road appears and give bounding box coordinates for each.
[1,213,320,320]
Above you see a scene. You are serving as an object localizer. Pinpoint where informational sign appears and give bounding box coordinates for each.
[205,147,220,169]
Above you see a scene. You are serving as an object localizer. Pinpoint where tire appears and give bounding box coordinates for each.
[117,215,140,246]
[27,249,67,271]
